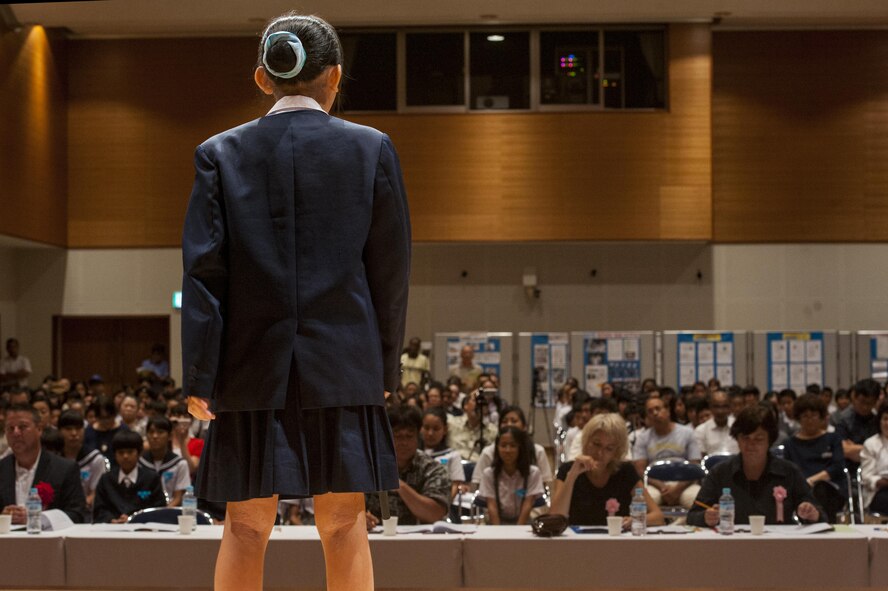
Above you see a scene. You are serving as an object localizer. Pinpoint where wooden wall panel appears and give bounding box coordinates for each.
[712,31,888,242]
[67,25,711,247]
[0,27,67,246]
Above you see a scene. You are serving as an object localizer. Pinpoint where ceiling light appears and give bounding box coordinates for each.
[487,34,505,42]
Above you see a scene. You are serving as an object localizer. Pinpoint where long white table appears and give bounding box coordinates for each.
[63,524,462,589]
[0,524,881,590]
[0,529,66,588]
[463,525,869,589]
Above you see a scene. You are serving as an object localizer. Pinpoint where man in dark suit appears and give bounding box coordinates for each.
[1,403,89,524]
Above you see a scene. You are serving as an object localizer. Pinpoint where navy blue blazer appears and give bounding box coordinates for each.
[0,451,90,524]
[182,108,411,411]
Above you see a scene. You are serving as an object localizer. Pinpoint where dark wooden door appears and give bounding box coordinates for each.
[53,316,169,393]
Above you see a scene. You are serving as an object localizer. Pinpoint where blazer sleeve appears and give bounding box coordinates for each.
[364,134,411,394]
[92,476,116,523]
[56,459,90,524]
[181,145,229,402]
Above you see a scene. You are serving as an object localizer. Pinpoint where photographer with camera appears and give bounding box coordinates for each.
[449,388,499,462]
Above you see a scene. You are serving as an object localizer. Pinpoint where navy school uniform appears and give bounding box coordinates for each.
[182,97,410,502]
[92,465,166,523]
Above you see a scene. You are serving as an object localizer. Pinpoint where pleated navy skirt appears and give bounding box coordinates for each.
[195,370,398,503]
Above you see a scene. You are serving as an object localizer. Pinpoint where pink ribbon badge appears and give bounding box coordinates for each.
[773,486,787,523]
[606,498,620,517]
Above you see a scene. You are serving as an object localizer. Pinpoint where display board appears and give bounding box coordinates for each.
[432,332,515,400]
[752,331,839,392]
[856,331,888,382]
[662,331,749,390]
[677,332,736,388]
[569,332,655,396]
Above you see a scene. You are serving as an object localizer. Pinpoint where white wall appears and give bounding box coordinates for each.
[713,244,888,331]
[7,242,888,393]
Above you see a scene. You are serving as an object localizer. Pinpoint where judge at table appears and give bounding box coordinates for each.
[688,403,824,527]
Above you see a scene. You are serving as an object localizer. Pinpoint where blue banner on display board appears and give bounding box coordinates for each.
[446,334,502,382]
[676,333,735,388]
[766,332,824,392]
[530,333,570,407]
[870,335,888,380]
[581,333,642,396]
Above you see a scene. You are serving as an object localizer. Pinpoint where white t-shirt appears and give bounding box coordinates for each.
[1,355,31,388]
[693,417,739,456]
[478,465,544,520]
[471,442,552,484]
[423,448,466,483]
[633,423,701,463]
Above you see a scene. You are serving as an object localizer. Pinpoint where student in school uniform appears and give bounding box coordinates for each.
[140,416,191,507]
[58,410,107,509]
[93,430,165,523]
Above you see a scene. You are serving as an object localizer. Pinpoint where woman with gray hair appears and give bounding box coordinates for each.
[550,412,663,526]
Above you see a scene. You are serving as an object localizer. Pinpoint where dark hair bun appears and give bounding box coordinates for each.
[258,13,342,85]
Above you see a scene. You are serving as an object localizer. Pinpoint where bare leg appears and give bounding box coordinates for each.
[314,492,373,591]
[214,496,278,591]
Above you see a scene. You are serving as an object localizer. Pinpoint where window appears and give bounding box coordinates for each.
[469,32,530,110]
[540,31,600,105]
[405,33,465,107]
[603,30,666,109]
[339,33,397,111]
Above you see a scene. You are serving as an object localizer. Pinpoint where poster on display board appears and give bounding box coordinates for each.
[582,332,642,395]
[871,335,888,380]
[446,333,503,381]
[676,333,735,388]
[767,331,824,392]
[530,333,569,408]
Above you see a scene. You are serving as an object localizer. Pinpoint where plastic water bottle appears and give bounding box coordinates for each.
[182,485,197,530]
[718,488,735,535]
[27,488,42,534]
[630,487,647,537]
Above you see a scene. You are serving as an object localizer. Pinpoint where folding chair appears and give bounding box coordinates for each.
[127,506,214,525]
[643,460,706,521]
[701,453,733,474]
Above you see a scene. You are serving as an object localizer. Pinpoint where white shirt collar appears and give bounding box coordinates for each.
[15,450,40,479]
[118,465,139,485]
[267,95,325,116]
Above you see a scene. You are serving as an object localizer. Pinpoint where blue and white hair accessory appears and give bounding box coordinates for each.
[262,31,307,79]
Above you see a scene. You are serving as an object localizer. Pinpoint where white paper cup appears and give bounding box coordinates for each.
[749,515,765,535]
[178,515,195,535]
[607,515,622,536]
[0,514,11,534]
[382,516,398,536]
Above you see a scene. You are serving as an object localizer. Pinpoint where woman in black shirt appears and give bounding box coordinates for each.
[551,413,664,527]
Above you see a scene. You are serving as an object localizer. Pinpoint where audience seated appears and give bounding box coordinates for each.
[140,416,191,507]
[551,413,664,527]
[783,393,847,522]
[688,404,824,526]
[634,396,702,509]
[84,395,129,467]
[831,379,880,471]
[563,398,594,461]
[420,407,466,499]
[93,430,165,523]
[478,427,544,525]
[58,410,107,509]
[473,406,553,491]
[448,390,498,462]
[859,402,888,515]
[694,390,739,456]
[1,403,90,524]
[365,406,449,527]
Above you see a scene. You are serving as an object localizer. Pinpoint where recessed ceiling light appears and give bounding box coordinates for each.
[487,34,505,42]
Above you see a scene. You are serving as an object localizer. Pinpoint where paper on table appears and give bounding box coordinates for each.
[764,523,833,535]
[41,509,74,531]
[88,523,181,532]
[372,521,477,535]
